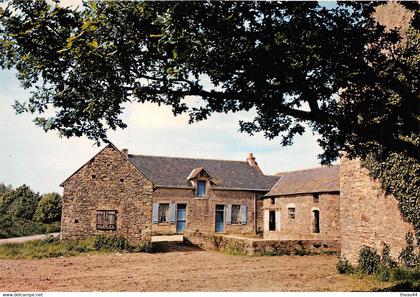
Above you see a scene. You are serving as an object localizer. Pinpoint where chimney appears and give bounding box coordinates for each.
[247,153,261,172]
[122,148,128,158]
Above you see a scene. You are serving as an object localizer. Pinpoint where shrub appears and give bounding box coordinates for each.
[295,248,311,256]
[358,245,380,274]
[93,235,130,252]
[132,241,154,253]
[34,193,62,223]
[381,243,397,269]
[3,185,40,220]
[399,232,419,268]
[337,257,354,274]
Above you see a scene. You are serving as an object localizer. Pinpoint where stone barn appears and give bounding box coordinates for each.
[262,166,340,241]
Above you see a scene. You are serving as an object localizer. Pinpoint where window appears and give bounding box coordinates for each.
[231,205,241,224]
[269,210,276,231]
[197,180,206,196]
[158,203,169,223]
[96,210,116,230]
[313,193,319,203]
[270,197,275,205]
[288,207,296,220]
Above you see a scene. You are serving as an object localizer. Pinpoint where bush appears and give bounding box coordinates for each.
[132,241,154,253]
[34,193,62,223]
[381,243,397,269]
[358,246,380,274]
[93,235,130,252]
[2,185,40,220]
[337,257,354,274]
[399,232,419,268]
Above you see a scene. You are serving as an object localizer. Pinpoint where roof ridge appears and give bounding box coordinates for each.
[128,153,248,163]
[275,164,339,176]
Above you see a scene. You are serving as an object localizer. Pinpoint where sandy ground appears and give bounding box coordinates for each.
[0,233,60,245]
[0,245,389,292]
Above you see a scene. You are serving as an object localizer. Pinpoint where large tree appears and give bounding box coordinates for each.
[0,1,419,235]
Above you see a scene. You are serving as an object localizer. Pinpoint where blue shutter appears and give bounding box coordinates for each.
[169,203,176,224]
[241,204,247,225]
[226,205,232,225]
[152,203,159,224]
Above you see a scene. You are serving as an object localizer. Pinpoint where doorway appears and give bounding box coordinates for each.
[215,205,224,233]
[312,210,320,233]
[269,210,276,231]
[176,204,187,233]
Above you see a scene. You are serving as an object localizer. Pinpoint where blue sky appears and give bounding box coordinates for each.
[0,1,337,195]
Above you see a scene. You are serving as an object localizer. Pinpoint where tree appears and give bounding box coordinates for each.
[2,184,40,220]
[34,192,62,223]
[0,2,418,234]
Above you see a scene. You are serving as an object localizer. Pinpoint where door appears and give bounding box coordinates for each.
[176,204,187,233]
[269,210,276,231]
[312,210,320,233]
[215,205,225,233]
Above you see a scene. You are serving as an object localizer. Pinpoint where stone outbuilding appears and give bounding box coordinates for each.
[340,156,416,264]
[263,166,340,241]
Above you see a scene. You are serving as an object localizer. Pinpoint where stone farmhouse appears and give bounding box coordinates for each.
[60,143,278,243]
[60,143,415,264]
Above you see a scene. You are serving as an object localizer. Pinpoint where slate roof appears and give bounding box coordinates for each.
[265,165,340,196]
[128,154,279,191]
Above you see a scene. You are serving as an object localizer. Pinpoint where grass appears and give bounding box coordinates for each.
[337,259,420,292]
[0,235,154,259]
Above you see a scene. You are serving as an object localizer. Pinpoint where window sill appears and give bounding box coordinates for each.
[157,222,173,226]
[195,196,209,200]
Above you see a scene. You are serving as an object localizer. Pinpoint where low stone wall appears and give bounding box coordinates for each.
[183,230,340,256]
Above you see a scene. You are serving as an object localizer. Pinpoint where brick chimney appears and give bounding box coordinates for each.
[122,148,128,158]
[247,153,261,172]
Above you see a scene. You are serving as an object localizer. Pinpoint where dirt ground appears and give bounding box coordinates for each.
[0,245,390,292]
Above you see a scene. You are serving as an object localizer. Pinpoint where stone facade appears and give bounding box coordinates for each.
[60,144,153,245]
[263,193,340,240]
[61,144,271,242]
[340,156,416,264]
[152,187,264,235]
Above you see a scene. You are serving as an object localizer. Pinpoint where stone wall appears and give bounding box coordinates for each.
[184,230,340,256]
[263,193,340,240]
[61,144,153,245]
[152,188,264,235]
[340,156,415,264]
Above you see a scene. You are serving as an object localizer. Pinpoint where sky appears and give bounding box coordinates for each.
[0,1,336,195]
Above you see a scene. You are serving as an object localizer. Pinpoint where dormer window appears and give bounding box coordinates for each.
[197,180,206,197]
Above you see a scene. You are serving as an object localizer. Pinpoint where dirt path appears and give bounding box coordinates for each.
[0,247,388,292]
[0,233,60,245]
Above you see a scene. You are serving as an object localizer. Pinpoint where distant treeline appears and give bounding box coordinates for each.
[0,183,62,238]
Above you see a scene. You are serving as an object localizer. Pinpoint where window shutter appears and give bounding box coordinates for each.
[169,203,176,224]
[275,210,281,231]
[226,205,232,225]
[108,211,116,230]
[264,210,270,231]
[240,204,247,225]
[152,203,159,224]
[96,211,104,229]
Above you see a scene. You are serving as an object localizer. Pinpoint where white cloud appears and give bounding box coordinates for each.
[128,102,189,130]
